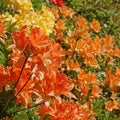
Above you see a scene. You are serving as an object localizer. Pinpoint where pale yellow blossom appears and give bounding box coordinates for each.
[2,6,55,35]
[4,0,33,13]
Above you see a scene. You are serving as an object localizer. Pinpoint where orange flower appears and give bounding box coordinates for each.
[101,35,114,55]
[0,15,5,37]
[30,28,48,48]
[15,69,34,107]
[109,45,120,57]
[105,100,119,111]
[77,70,99,96]
[90,85,101,99]
[0,66,9,91]
[106,68,120,92]
[76,16,88,27]
[60,5,75,18]
[51,7,59,20]
[80,83,89,95]
[68,59,80,69]
[84,56,99,68]
[90,19,101,33]
[66,37,76,50]
[55,19,65,32]
[12,26,27,51]
[36,100,91,120]
[75,27,89,38]
[35,70,74,100]
[56,31,64,40]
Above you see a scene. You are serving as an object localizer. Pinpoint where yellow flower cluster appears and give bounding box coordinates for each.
[4,0,33,13]
[2,6,55,35]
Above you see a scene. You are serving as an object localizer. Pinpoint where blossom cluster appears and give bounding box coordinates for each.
[0,0,120,119]
[2,2,55,35]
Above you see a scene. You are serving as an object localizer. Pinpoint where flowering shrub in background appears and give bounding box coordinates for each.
[0,0,120,120]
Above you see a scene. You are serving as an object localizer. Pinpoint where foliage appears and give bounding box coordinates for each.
[0,0,120,120]
[66,0,120,46]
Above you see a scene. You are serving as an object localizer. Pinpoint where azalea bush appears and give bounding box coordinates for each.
[0,0,120,120]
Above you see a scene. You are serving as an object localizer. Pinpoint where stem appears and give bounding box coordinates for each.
[15,73,32,97]
[13,55,29,90]
[11,100,44,114]
[0,55,29,115]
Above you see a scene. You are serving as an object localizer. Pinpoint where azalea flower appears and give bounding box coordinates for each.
[60,5,75,18]
[36,100,91,120]
[2,6,55,35]
[90,19,101,33]
[105,100,119,111]
[0,15,5,37]
[50,0,64,7]
[106,68,120,92]
[3,0,33,13]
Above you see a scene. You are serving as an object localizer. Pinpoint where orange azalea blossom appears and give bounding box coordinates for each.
[0,24,67,107]
[67,59,80,70]
[80,83,89,95]
[0,66,9,91]
[12,26,28,51]
[76,38,97,57]
[66,37,76,50]
[15,69,34,107]
[0,15,5,37]
[76,16,88,28]
[101,35,115,55]
[76,35,115,58]
[51,7,59,20]
[13,38,66,105]
[56,31,64,40]
[75,26,90,38]
[60,5,75,18]
[106,68,120,92]
[105,100,119,111]
[92,36,102,55]
[55,19,66,32]
[50,43,66,62]
[90,19,101,33]
[90,85,102,99]
[77,70,100,98]
[34,70,74,100]
[109,45,120,57]
[29,28,48,48]
[84,56,99,68]
[12,26,52,54]
[77,70,99,84]
[36,100,91,120]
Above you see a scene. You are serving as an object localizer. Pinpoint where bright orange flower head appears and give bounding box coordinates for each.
[51,7,59,20]
[90,19,101,33]
[36,100,91,120]
[0,66,9,91]
[55,19,65,32]
[30,28,48,48]
[90,85,101,99]
[12,26,27,51]
[35,70,74,100]
[0,15,5,37]
[60,5,75,18]
[106,68,120,92]
[105,100,119,111]
[76,16,88,27]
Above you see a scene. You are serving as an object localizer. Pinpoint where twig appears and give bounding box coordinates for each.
[15,73,33,97]
[0,55,29,115]
[11,100,44,114]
